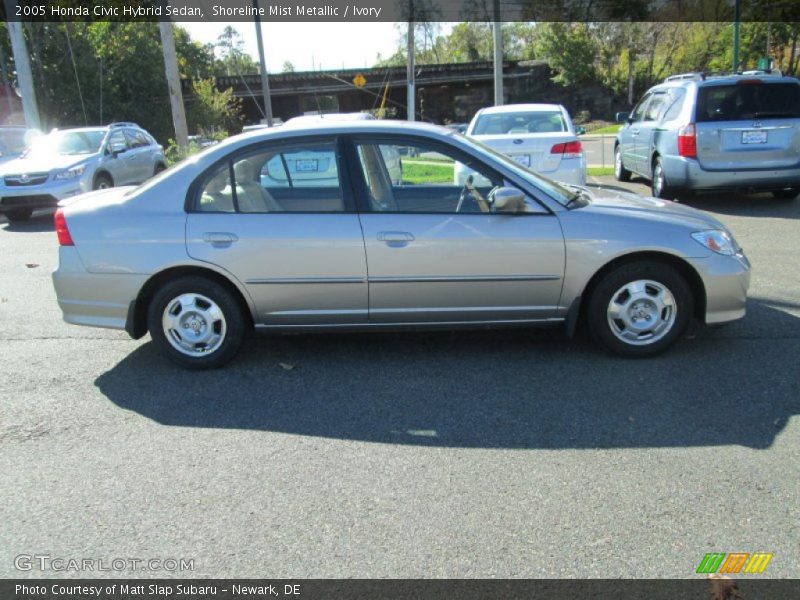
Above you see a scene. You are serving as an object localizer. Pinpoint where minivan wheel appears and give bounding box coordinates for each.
[614,146,631,182]
[587,261,693,358]
[147,276,246,369]
[93,173,113,190]
[772,188,799,200]
[651,158,676,200]
[4,207,33,222]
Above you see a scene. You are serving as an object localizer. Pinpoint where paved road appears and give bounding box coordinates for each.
[1,189,798,578]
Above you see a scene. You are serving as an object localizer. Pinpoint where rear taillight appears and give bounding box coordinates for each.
[54,208,74,246]
[677,123,697,158]
[550,140,583,159]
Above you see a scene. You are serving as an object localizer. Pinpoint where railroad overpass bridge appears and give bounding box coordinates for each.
[181,60,616,127]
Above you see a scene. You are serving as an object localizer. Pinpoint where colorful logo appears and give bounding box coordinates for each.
[697,552,773,574]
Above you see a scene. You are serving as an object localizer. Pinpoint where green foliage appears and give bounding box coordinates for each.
[533,23,598,86]
[185,78,242,137]
[214,26,259,77]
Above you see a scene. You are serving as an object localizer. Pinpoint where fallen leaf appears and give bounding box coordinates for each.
[279,362,295,371]
[25,263,39,268]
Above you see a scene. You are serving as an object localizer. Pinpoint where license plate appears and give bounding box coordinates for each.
[742,130,767,144]
[295,159,319,172]
[509,154,530,167]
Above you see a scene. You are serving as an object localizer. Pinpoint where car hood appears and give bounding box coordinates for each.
[580,184,726,230]
[0,153,95,174]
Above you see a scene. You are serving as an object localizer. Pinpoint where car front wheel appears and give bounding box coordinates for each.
[93,173,113,190]
[587,261,693,358]
[147,276,247,369]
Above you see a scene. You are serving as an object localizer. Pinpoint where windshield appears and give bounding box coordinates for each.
[25,130,105,158]
[0,130,33,156]
[473,111,567,135]
[455,133,575,206]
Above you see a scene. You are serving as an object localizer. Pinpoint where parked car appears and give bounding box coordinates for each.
[614,71,800,199]
[457,103,586,186]
[445,122,468,134]
[52,120,750,369]
[0,127,40,166]
[0,122,166,222]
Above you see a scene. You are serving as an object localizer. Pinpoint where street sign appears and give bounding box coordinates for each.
[353,74,367,88]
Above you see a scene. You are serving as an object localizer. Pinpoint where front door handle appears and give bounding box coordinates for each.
[203,232,238,247]
[378,231,415,242]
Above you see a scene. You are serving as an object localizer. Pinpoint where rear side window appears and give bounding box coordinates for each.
[662,89,687,121]
[696,82,800,122]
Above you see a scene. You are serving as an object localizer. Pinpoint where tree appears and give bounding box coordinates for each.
[533,23,597,86]
[185,78,242,137]
[214,26,259,77]
[282,60,295,73]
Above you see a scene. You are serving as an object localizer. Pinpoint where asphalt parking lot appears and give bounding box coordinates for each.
[1,178,798,578]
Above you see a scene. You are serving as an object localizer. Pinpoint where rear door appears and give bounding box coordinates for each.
[105,129,135,185]
[694,80,800,170]
[185,137,368,325]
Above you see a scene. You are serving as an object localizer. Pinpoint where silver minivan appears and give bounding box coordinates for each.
[614,72,800,199]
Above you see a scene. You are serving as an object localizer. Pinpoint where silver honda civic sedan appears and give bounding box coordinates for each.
[52,121,750,369]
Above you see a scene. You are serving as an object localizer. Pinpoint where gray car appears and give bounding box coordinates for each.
[52,121,750,369]
[614,71,800,199]
[0,122,166,222]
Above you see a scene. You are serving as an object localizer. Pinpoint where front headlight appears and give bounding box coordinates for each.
[691,229,738,256]
[54,165,86,181]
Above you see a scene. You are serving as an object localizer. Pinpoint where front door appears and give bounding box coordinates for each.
[185,137,368,325]
[350,136,565,323]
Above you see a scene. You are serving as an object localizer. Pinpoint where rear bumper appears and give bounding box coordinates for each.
[686,252,751,325]
[661,156,800,191]
[52,246,146,331]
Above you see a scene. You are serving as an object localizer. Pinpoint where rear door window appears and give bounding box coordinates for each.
[696,83,800,122]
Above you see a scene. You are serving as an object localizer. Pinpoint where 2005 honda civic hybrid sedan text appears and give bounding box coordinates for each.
[52,121,751,369]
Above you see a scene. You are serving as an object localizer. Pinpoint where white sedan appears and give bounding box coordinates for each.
[456,103,586,186]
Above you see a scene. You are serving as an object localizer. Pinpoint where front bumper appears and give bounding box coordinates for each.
[52,246,147,331]
[0,176,90,212]
[661,156,800,191]
[686,251,751,324]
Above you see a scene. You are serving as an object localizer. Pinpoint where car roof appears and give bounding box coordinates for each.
[477,103,565,115]
[229,119,452,143]
[285,113,375,125]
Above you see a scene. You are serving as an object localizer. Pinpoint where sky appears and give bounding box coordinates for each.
[182,22,408,72]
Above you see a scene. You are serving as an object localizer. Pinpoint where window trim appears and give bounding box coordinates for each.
[185,135,357,214]
[344,134,552,216]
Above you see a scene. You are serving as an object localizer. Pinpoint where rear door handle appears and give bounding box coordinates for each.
[203,232,238,247]
[377,231,415,246]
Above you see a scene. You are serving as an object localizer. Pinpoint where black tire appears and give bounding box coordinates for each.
[772,188,799,200]
[613,145,631,182]
[153,163,166,176]
[4,207,33,222]
[93,173,113,191]
[587,261,693,358]
[651,157,677,200]
[147,276,247,369]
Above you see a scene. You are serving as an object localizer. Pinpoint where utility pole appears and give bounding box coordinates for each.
[407,17,415,121]
[732,0,741,71]
[492,0,503,106]
[159,20,189,150]
[253,1,274,126]
[4,1,41,130]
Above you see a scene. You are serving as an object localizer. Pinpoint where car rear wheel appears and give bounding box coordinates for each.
[614,146,631,182]
[772,188,799,200]
[651,158,677,200]
[4,207,33,222]
[587,261,693,358]
[93,173,113,190]
[147,276,246,369]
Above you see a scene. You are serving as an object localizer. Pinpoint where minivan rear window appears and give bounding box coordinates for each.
[696,82,800,122]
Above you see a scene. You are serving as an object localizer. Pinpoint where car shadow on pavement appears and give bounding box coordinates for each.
[679,193,800,220]
[95,298,799,450]
[0,211,55,232]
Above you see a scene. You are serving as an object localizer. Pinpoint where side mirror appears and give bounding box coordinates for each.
[576,126,586,135]
[615,112,630,123]
[491,187,526,213]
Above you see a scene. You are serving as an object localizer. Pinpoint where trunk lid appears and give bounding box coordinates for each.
[472,132,576,175]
